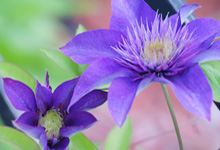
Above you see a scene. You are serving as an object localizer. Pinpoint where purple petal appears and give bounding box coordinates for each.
[36,80,53,114]
[69,90,107,112]
[60,29,123,65]
[52,137,70,150]
[166,64,213,120]
[169,4,199,30]
[39,133,48,150]
[40,133,69,150]
[179,4,199,24]
[14,111,45,139]
[71,58,137,107]
[60,111,97,137]
[53,78,79,111]
[188,40,220,64]
[110,0,156,35]
[186,18,220,48]
[137,74,155,94]
[3,78,37,112]
[108,77,141,127]
[51,137,59,148]
[168,14,180,31]
[45,71,52,91]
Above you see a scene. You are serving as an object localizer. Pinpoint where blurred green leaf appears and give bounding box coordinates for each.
[0,62,36,91]
[78,64,88,75]
[76,24,87,35]
[98,83,110,91]
[0,126,41,150]
[0,0,78,90]
[105,118,132,150]
[40,48,78,76]
[200,61,220,102]
[0,141,21,150]
[68,133,97,150]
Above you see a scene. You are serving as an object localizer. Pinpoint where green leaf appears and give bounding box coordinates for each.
[78,64,88,75]
[75,24,86,35]
[68,133,97,150]
[200,61,220,102]
[0,140,21,150]
[40,48,88,76]
[40,48,78,76]
[0,62,36,91]
[40,25,88,77]
[104,118,132,150]
[0,126,41,150]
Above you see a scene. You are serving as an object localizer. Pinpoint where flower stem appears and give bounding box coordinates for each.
[161,84,183,150]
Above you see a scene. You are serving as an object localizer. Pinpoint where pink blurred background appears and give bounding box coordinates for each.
[72,0,220,149]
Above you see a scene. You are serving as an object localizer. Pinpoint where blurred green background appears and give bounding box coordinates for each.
[0,0,98,88]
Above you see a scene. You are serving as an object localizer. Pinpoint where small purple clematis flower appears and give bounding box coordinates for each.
[3,72,107,150]
[61,0,220,127]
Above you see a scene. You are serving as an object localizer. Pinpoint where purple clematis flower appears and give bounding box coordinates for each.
[3,72,107,150]
[61,0,220,127]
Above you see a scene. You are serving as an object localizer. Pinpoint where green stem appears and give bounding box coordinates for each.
[161,84,183,150]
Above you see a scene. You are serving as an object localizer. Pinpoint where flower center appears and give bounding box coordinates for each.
[145,38,164,58]
[113,14,197,73]
[142,36,176,64]
[40,109,63,140]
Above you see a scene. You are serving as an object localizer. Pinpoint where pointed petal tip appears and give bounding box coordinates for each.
[36,79,40,85]
[167,64,213,123]
[3,78,15,84]
[59,45,72,59]
[2,78,11,86]
[2,77,8,81]
[69,90,108,112]
[206,115,211,121]
[115,116,125,128]
[107,77,140,129]
[35,78,53,112]
[109,109,126,128]
[59,46,66,53]
[45,70,50,87]
[180,3,200,10]
[178,3,200,25]
[205,102,212,121]
[118,121,124,128]
[200,110,211,121]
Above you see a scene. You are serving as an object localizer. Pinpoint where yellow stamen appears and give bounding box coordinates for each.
[40,110,63,140]
[143,37,174,62]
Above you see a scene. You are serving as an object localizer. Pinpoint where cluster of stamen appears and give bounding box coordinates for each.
[40,109,63,140]
[112,13,198,74]
[143,37,174,64]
